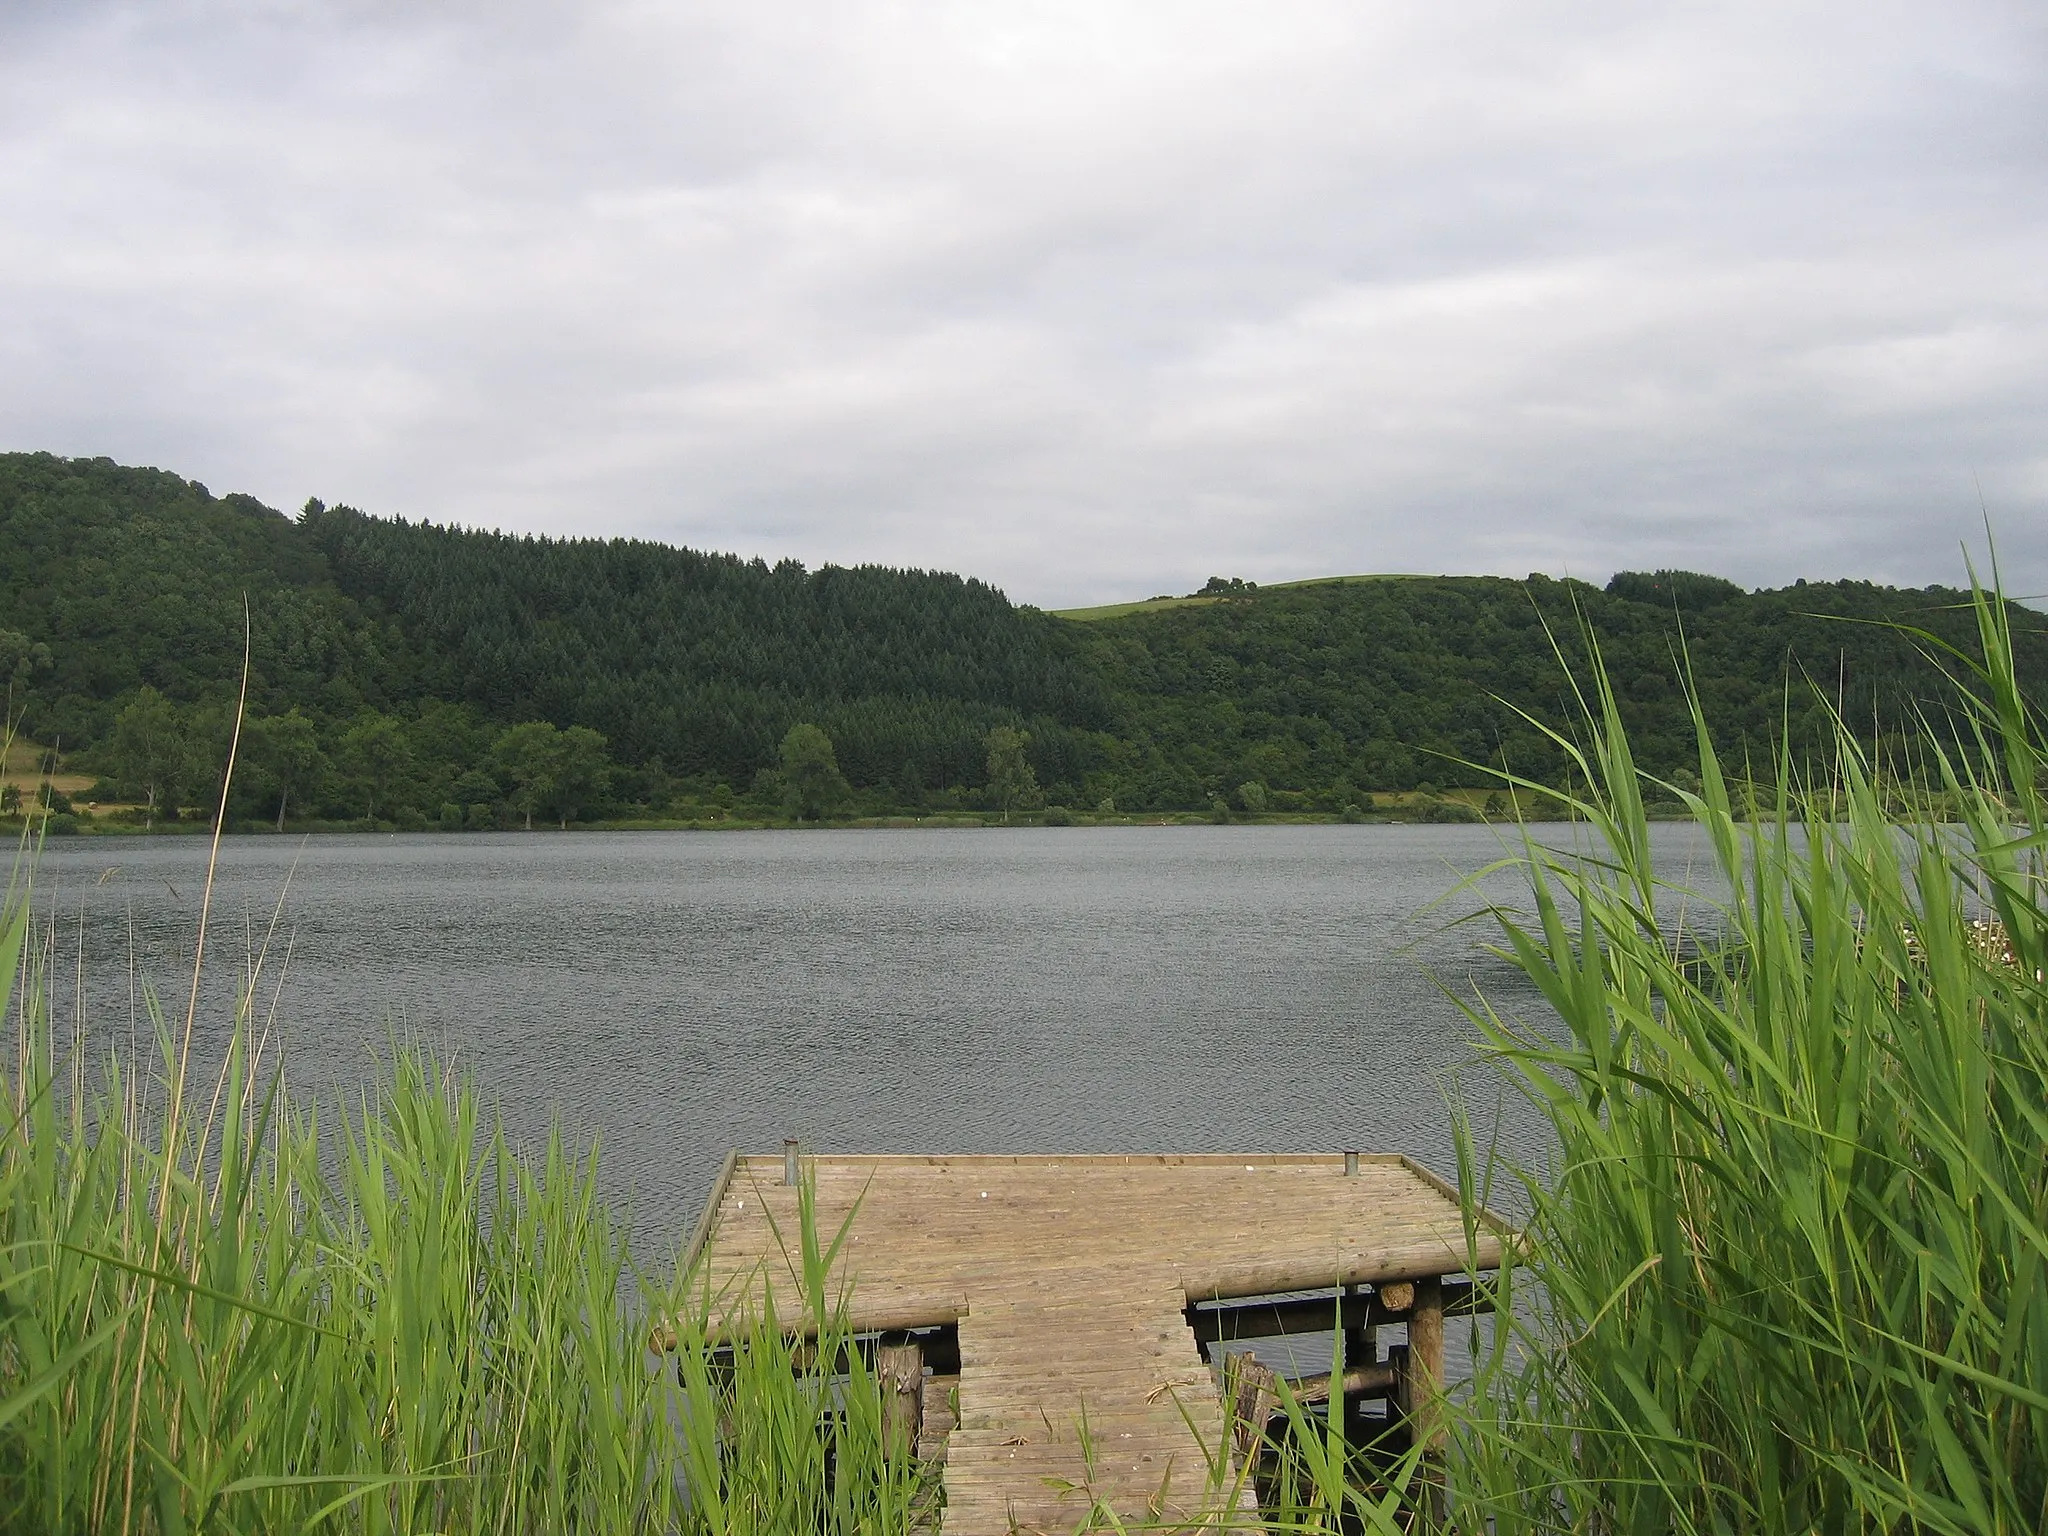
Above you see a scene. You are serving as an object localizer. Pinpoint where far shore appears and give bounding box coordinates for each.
[13,801,1627,839]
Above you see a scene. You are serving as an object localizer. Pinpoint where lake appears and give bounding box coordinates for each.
[28,823,1708,1256]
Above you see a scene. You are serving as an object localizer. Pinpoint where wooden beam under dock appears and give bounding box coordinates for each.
[1187,1276,1493,1347]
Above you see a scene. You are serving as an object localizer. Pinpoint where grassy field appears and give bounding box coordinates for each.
[1051,573,1425,621]
[0,736,98,800]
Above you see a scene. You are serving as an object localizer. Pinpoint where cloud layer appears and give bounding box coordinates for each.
[3,1,2044,604]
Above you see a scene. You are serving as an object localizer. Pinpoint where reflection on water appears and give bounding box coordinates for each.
[30,823,1714,1251]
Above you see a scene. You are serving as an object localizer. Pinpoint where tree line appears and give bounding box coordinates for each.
[93,689,618,831]
[3,451,2041,827]
[1062,568,2042,812]
[72,687,1050,832]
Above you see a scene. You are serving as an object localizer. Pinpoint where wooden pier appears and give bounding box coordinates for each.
[684,1151,1507,1535]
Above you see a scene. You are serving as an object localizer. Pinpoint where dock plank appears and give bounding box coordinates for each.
[941,1267,1236,1534]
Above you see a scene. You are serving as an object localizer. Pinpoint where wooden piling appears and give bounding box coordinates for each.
[1398,1274,1448,1523]
[1402,1276,1444,1449]
[1223,1350,1281,1465]
[1341,1280,1374,1445]
[876,1333,925,1460]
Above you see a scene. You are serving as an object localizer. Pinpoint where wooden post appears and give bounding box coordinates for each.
[1396,1275,1447,1524]
[1341,1281,1372,1368]
[1223,1350,1280,1466]
[783,1138,800,1186]
[1341,1281,1373,1445]
[876,1333,924,1460]
[1403,1276,1444,1448]
[1343,1149,1359,1176]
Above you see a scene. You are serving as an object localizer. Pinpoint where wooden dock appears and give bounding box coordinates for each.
[685,1151,1505,1535]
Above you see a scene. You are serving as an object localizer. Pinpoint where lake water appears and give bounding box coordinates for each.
[28,824,1709,1256]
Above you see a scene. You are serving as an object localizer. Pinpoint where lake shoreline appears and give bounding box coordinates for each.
[10,805,1643,837]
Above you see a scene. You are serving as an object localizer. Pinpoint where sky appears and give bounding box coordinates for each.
[2,1,2044,608]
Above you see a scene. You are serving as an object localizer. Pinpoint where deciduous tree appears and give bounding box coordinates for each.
[547,726,610,827]
[0,628,51,704]
[495,721,561,831]
[337,710,411,821]
[985,726,1036,823]
[244,709,325,830]
[109,687,188,829]
[779,723,849,820]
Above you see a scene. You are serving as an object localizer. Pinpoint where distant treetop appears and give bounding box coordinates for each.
[1606,570,1745,610]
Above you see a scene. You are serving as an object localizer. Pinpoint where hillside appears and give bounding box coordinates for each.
[1063,569,2039,808]
[0,453,1109,824]
[3,451,2040,826]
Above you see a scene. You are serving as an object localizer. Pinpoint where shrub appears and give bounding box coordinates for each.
[1417,797,1479,824]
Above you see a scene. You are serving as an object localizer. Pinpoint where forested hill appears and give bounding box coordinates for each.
[299,502,1112,782]
[0,452,1109,821]
[3,450,2041,828]
[1063,571,2044,810]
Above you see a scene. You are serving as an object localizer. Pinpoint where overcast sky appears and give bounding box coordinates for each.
[2,2,2043,607]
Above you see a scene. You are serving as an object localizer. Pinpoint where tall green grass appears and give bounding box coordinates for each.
[1449,577,2047,1533]
[0,829,931,1533]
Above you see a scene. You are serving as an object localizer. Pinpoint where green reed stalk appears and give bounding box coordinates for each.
[0,830,924,1533]
[1447,575,2047,1534]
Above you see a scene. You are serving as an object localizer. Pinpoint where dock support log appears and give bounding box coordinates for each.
[1396,1276,1444,1449]
[1287,1359,1397,1406]
[1224,1352,1280,1466]
[1396,1276,1447,1521]
[1341,1281,1374,1445]
[876,1333,924,1460]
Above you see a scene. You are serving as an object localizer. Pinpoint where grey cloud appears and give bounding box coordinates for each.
[2,0,2043,605]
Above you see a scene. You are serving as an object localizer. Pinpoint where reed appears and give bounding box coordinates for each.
[1446,574,2048,1534]
[0,827,934,1533]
